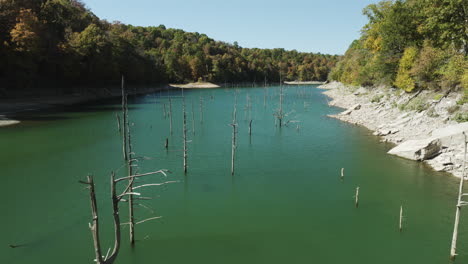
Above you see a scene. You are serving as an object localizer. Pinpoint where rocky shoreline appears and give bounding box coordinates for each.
[319,81,467,178]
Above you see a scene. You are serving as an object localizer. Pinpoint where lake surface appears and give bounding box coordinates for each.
[0,85,466,264]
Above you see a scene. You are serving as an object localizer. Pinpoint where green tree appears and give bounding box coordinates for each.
[395,46,418,92]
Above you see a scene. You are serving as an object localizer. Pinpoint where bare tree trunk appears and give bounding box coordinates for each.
[399,205,403,232]
[191,101,195,135]
[127,116,135,245]
[183,97,188,173]
[87,175,104,264]
[85,172,121,264]
[169,97,173,135]
[231,98,237,176]
[341,168,344,180]
[121,75,127,161]
[116,114,121,133]
[199,96,203,124]
[355,187,359,208]
[165,138,168,150]
[450,132,467,260]
[279,84,283,128]
[249,120,252,136]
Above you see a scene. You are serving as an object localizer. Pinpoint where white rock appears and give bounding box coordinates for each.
[388,138,442,161]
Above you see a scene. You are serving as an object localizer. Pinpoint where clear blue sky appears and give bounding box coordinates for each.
[81,0,380,55]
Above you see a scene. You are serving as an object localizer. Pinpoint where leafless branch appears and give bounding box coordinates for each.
[132,181,178,190]
[136,216,162,225]
[114,170,169,183]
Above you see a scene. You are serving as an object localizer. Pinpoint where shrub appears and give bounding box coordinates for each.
[371,94,384,103]
[453,112,468,123]
[440,53,467,88]
[405,97,428,112]
[394,47,418,92]
[410,42,444,89]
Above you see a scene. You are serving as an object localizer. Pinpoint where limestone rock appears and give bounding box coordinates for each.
[388,138,441,161]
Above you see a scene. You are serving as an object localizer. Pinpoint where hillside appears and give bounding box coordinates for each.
[0,0,339,95]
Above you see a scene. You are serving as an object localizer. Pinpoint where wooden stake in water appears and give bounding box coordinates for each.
[399,205,403,232]
[182,97,188,173]
[450,132,467,260]
[121,75,127,161]
[116,114,121,133]
[199,96,203,124]
[191,101,195,135]
[355,187,360,208]
[168,97,173,135]
[231,97,237,176]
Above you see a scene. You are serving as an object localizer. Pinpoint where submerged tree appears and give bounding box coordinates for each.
[82,169,173,264]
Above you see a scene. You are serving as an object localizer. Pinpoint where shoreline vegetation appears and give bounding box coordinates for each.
[320,81,468,178]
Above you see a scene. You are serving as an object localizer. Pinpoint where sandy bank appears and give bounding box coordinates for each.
[284,81,324,85]
[169,82,220,89]
[319,81,468,178]
[0,118,20,127]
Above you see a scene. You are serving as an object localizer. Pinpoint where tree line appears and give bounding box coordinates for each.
[329,0,467,103]
[0,0,339,94]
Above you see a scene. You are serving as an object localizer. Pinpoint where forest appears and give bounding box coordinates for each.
[329,0,467,103]
[0,0,339,94]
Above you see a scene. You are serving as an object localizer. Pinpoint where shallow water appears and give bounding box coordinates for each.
[0,85,466,264]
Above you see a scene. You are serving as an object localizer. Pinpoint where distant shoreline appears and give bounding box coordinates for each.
[284,81,324,85]
[169,82,220,89]
[0,86,164,127]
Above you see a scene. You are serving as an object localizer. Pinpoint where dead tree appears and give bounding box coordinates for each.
[191,101,195,135]
[399,205,404,232]
[274,84,284,128]
[230,97,238,176]
[168,97,173,135]
[183,97,188,173]
[450,132,467,260]
[83,170,172,264]
[249,120,252,136]
[199,96,204,124]
[355,186,360,208]
[126,114,136,245]
[116,114,121,133]
[121,75,128,161]
[263,76,267,108]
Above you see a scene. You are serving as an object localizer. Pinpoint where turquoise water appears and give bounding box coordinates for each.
[0,85,465,264]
